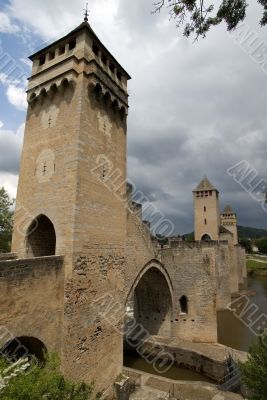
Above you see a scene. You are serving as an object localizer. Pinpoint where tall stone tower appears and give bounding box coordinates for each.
[12,15,130,393]
[221,205,238,245]
[193,177,220,241]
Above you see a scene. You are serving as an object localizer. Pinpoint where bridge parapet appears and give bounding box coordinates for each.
[156,239,228,250]
[0,255,64,355]
[0,255,64,282]
[0,253,18,261]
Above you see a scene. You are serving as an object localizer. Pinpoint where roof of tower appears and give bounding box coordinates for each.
[29,20,131,79]
[193,177,218,192]
[223,205,234,214]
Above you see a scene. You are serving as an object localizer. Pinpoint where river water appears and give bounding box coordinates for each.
[218,274,267,351]
[124,275,267,382]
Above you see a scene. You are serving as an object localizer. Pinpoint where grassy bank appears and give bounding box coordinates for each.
[247,259,267,270]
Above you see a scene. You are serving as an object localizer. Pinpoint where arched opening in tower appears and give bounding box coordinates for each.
[26,215,56,257]
[201,233,212,241]
[125,267,173,341]
[1,336,47,365]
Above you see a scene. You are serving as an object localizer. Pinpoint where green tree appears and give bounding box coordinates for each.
[185,231,195,241]
[240,331,267,400]
[0,354,93,400]
[239,237,253,254]
[0,187,14,252]
[153,0,267,39]
[255,238,267,254]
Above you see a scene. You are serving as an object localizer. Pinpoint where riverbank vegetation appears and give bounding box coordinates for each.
[0,187,14,253]
[240,331,267,400]
[247,260,267,271]
[0,354,95,400]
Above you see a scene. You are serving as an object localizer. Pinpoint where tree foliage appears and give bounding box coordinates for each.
[153,0,267,39]
[240,331,267,400]
[0,187,14,252]
[254,237,267,254]
[239,237,253,253]
[0,354,94,400]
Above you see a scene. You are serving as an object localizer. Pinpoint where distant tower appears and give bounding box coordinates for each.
[12,15,130,392]
[221,205,238,245]
[193,177,220,241]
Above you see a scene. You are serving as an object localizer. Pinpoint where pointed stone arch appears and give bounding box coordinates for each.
[201,233,212,241]
[26,214,56,257]
[125,260,174,337]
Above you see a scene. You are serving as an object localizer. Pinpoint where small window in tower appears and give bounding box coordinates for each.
[48,50,55,60]
[68,38,76,51]
[92,43,99,57]
[39,54,46,66]
[117,71,122,81]
[109,63,115,73]
[204,206,206,212]
[209,190,212,196]
[179,296,188,314]
[101,54,107,65]
[204,218,207,225]
[58,45,65,55]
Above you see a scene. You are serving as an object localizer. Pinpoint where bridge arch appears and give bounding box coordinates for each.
[125,260,174,337]
[1,336,47,364]
[26,214,56,257]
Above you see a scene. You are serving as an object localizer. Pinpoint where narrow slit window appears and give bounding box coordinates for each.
[93,44,99,56]
[101,54,107,65]
[39,55,46,66]
[58,45,65,55]
[49,50,55,60]
[179,296,188,314]
[68,38,76,50]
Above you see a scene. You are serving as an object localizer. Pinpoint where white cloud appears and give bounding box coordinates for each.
[6,84,27,110]
[0,120,3,128]
[0,172,18,198]
[0,124,24,190]
[0,11,19,33]
[0,72,27,111]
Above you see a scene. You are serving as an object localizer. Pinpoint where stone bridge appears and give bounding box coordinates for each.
[0,196,246,394]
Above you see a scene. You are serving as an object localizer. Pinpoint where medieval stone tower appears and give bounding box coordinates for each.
[221,205,238,245]
[193,177,220,241]
[12,15,130,392]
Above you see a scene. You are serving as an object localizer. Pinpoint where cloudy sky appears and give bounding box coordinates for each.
[0,0,267,234]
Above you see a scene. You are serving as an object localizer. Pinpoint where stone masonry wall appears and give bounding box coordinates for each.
[201,241,231,311]
[158,242,218,343]
[0,256,64,353]
[125,207,218,343]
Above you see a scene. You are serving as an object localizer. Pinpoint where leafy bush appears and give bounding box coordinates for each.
[254,238,267,255]
[240,331,267,400]
[0,187,14,252]
[0,354,93,400]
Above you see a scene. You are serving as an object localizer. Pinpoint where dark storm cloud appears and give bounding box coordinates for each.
[128,126,190,167]
[117,1,267,232]
[1,0,266,232]
[0,129,21,174]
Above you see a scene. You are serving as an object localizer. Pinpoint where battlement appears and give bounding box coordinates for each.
[156,239,229,250]
[27,21,130,110]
